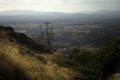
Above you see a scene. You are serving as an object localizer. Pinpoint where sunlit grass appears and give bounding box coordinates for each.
[0,38,76,80]
[107,73,120,80]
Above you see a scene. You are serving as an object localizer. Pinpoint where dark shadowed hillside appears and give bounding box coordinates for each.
[0,25,50,53]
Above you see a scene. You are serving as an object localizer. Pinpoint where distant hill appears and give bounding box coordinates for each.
[0,10,120,25]
[0,10,120,15]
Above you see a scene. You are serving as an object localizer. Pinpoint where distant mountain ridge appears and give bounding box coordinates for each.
[0,10,120,15]
[0,10,119,25]
[0,10,76,16]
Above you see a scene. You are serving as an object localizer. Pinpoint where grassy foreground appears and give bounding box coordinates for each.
[0,38,76,80]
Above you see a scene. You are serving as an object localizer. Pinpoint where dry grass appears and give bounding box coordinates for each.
[107,73,120,80]
[0,38,76,80]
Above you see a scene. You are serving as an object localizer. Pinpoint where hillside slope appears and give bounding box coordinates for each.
[0,25,76,80]
[0,25,50,53]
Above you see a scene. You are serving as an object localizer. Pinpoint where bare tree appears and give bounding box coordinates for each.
[38,22,55,50]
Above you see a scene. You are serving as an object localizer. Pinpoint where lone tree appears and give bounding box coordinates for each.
[38,22,55,50]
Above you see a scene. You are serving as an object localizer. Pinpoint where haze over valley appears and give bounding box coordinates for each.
[0,10,120,51]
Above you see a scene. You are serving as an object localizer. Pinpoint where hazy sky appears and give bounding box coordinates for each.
[0,0,120,13]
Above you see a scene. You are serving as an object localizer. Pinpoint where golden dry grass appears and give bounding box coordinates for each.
[107,73,120,80]
[0,38,76,80]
